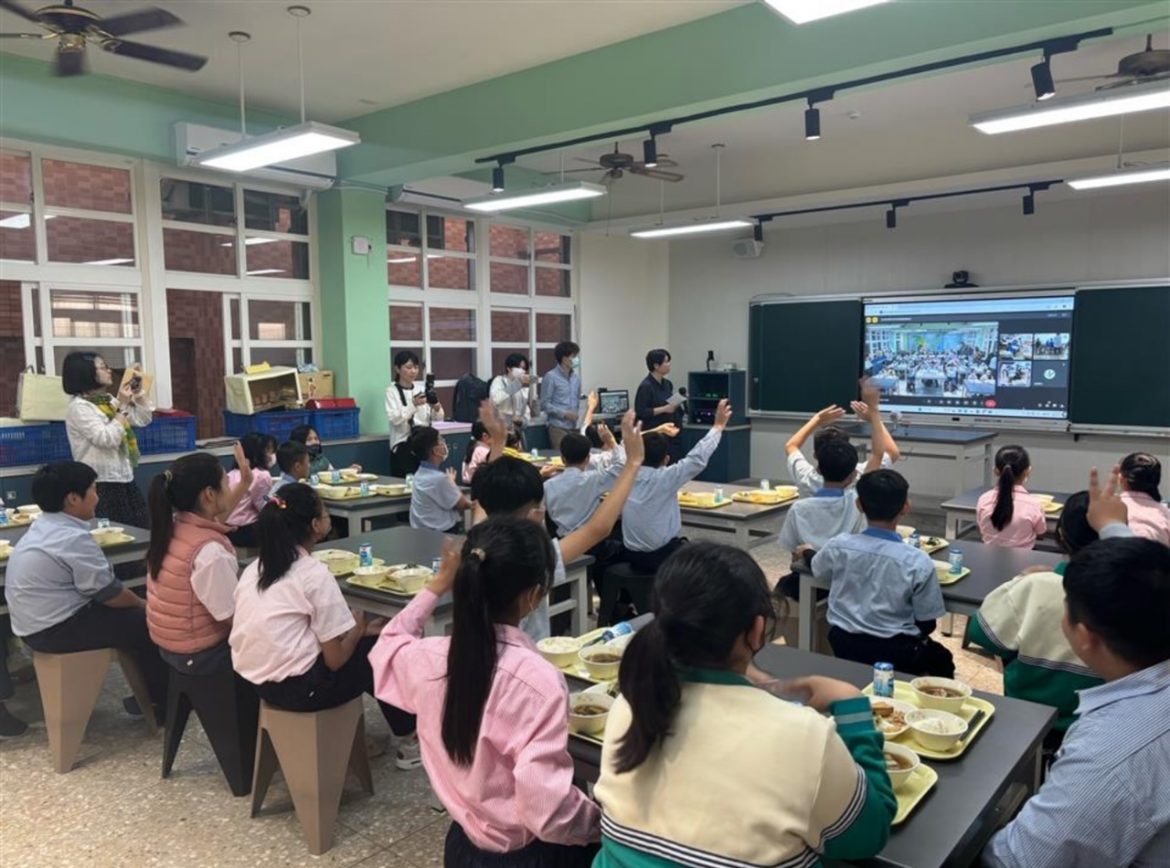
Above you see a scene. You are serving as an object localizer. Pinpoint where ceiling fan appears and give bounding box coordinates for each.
[0,0,207,76]
[549,143,686,183]
[1039,33,1169,90]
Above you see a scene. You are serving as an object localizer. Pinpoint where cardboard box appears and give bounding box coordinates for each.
[298,371,335,400]
[224,367,303,414]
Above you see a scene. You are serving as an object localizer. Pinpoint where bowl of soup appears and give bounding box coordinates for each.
[906,709,968,752]
[579,644,624,681]
[568,691,614,736]
[537,636,582,668]
[352,564,390,583]
[896,524,916,539]
[910,676,972,713]
[389,566,432,593]
[16,504,41,516]
[882,742,921,790]
[90,526,125,544]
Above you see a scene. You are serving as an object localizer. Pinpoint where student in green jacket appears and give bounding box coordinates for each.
[967,491,1105,741]
[593,542,895,868]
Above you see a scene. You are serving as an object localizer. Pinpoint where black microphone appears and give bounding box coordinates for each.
[677,386,688,410]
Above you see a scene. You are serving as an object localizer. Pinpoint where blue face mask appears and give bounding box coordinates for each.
[571,356,581,371]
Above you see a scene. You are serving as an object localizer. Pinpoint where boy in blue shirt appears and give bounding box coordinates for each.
[407,427,472,532]
[270,440,310,494]
[812,468,954,677]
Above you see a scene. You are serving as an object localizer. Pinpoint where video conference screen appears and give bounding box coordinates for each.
[863,295,1074,419]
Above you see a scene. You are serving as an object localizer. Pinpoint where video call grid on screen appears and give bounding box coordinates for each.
[863,295,1074,419]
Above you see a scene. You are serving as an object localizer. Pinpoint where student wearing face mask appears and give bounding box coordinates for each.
[408,427,473,533]
[490,354,533,447]
[540,341,583,450]
[289,425,361,478]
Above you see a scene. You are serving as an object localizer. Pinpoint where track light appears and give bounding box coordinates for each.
[1030,58,1055,101]
[491,165,505,193]
[1022,193,1035,215]
[885,207,896,229]
[753,222,764,243]
[643,137,659,168]
[804,104,821,141]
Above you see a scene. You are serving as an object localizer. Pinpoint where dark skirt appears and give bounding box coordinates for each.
[96,481,149,528]
[444,822,598,868]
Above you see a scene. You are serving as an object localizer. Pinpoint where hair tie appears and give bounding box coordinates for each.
[468,547,486,562]
[269,494,287,509]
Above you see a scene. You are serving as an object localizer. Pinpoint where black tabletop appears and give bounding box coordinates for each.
[841,423,998,445]
[0,522,150,580]
[936,540,1064,608]
[317,476,412,513]
[568,645,1055,868]
[941,486,1073,511]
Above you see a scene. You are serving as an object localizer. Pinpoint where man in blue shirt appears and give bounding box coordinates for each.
[984,468,1170,867]
[540,340,582,450]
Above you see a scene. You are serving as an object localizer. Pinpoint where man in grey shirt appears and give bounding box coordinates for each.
[5,461,166,713]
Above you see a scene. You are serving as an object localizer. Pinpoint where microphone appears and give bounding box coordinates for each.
[677,386,689,413]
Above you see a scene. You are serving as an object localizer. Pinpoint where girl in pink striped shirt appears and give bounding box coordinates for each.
[1119,453,1170,545]
[371,518,599,867]
[977,445,1047,549]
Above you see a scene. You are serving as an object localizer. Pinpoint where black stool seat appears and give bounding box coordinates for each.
[598,562,655,627]
[162,662,260,797]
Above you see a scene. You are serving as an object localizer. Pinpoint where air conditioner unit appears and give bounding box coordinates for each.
[174,122,336,191]
[388,184,467,210]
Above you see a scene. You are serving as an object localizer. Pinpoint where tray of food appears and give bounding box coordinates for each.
[933,561,971,586]
[370,483,410,497]
[313,548,379,576]
[4,507,39,525]
[345,563,432,595]
[539,635,625,684]
[566,682,620,746]
[884,743,938,825]
[730,487,799,505]
[678,492,732,510]
[338,470,378,482]
[916,536,949,555]
[865,678,994,760]
[314,484,363,500]
[502,447,546,463]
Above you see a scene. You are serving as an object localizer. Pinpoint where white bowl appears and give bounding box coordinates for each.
[537,636,582,668]
[869,696,916,740]
[1032,493,1055,504]
[380,483,409,496]
[910,676,972,713]
[882,742,921,790]
[896,524,916,539]
[579,644,624,681]
[16,504,41,515]
[906,709,968,752]
[353,564,390,582]
[389,566,432,593]
[568,691,613,736]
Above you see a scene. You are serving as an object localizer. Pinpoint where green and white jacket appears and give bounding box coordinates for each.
[593,669,895,868]
[968,564,1103,732]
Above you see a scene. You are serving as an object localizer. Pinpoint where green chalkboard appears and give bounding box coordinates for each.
[1070,286,1170,429]
[749,299,863,413]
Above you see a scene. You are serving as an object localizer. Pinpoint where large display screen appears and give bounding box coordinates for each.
[863,295,1074,419]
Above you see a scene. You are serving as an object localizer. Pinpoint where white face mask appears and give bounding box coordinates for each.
[571,357,581,371]
[510,367,527,380]
[266,454,277,469]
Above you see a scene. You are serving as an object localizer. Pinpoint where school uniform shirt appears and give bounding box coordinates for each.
[516,539,563,644]
[539,364,581,432]
[968,564,1102,733]
[777,488,866,553]
[490,374,532,427]
[544,460,625,537]
[225,468,274,528]
[385,381,444,450]
[269,472,299,495]
[812,527,946,638]
[787,451,893,498]
[409,462,463,531]
[1120,490,1170,546]
[370,587,600,853]
[229,549,355,685]
[633,373,682,430]
[621,428,723,553]
[65,395,152,483]
[975,486,1047,549]
[984,657,1170,868]
[4,511,122,637]
[593,668,895,868]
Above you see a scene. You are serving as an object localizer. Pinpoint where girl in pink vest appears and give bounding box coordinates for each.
[146,447,252,674]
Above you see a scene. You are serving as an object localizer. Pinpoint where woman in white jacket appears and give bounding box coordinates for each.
[489,353,533,447]
[385,350,444,476]
[61,352,153,527]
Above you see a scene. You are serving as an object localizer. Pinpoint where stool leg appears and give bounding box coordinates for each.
[33,650,113,774]
[161,678,192,780]
[116,651,159,735]
[193,675,258,797]
[626,578,652,616]
[250,725,279,818]
[346,713,373,796]
[597,578,619,628]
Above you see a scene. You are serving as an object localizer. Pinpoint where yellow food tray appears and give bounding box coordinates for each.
[95,533,135,547]
[893,764,938,825]
[730,490,798,506]
[502,448,545,463]
[0,547,11,561]
[677,494,732,510]
[934,563,972,586]
[315,485,363,500]
[1043,501,1063,514]
[370,485,410,498]
[917,537,949,555]
[864,681,995,760]
[345,574,424,596]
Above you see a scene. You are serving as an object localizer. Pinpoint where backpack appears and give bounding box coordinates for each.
[452,373,490,422]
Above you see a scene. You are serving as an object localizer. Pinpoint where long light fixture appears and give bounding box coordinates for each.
[762,0,889,25]
[0,213,55,229]
[1066,165,1170,190]
[970,79,1170,134]
[194,9,359,173]
[463,180,606,213]
[630,219,752,239]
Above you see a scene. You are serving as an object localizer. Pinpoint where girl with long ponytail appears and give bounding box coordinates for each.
[593,542,895,868]
[1118,453,1170,545]
[977,445,1047,549]
[370,516,601,867]
[228,483,420,769]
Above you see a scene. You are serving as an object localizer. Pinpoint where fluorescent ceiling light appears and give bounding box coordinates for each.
[630,219,753,239]
[1066,165,1170,190]
[387,254,442,263]
[970,80,1170,134]
[83,258,134,266]
[220,237,281,248]
[463,181,606,213]
[762,0,889,25]
[245,268,285,275]
[0,213,55,229]
[194,121,359,172]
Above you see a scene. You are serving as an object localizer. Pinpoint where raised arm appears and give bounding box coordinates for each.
[218,441,254,521]
[851,376,900,468]
[786,405,845,456]
[479,398,508,462]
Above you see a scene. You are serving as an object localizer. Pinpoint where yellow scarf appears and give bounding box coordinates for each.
[86,393,139,468]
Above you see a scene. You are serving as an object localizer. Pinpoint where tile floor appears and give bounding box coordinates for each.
[0,508,1002,866]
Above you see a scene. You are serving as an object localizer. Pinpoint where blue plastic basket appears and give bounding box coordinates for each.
[308,407,360,440]
[0,422,72,468]
[133,415,197,455]
[223,410,311,442]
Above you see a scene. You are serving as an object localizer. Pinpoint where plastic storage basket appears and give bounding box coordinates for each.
[223,410,311,442]
[308,407,360,440]
[0,422,72,467]
[133,415,197,455]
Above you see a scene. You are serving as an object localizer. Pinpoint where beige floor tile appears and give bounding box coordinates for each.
[351,849,422,868]
[388,817,452,867]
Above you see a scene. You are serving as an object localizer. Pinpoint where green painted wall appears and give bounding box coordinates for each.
[316,187,391,436]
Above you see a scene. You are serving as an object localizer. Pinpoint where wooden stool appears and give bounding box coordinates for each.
[162,664,259,796]
[598,562,655,627]
[32,648,158,774]
[250,698,374,855]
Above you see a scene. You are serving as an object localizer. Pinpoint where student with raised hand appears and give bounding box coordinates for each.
[1117,452,1170,544]
[229,484,421,769]
[976,445,1047,549]
[593,543,895,867]
[983,532,1170,867]
[371,519,601,867]
[407,426,472,533]
[470,403,645,641]
[225,432,277,547]
[544,425,625,538]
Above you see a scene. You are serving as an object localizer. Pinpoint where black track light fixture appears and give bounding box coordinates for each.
[491,165,505,193]
[885,206,897,229]
[1022,192,1035,215]
[1031,55,1056,101]
[642,136,659,168]
[753,222,764,243]
[804,103,822,141]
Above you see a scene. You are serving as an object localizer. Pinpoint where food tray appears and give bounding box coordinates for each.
[502,448,545,463]
[1043,501,1063,514]
[345,574,425,596]
[371,484,410,498]
[95,533,135,547]
[315,485,363,501]
[916,537,949,555]
[730,490,798,506]
[934,563,972,586]
[864,681,995,760]
[337,471,378,482]
[313,549,384,576]
[677,494,732,510]
[893,764,938,825]
[0,546,12,561]
[5,512,35,526]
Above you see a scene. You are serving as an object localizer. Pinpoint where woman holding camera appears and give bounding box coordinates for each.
[385,350,445,478]
[61,351,153,527]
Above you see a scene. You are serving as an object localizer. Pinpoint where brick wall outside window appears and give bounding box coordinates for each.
[42,160,131,213]
[0,281,24,417]
[167,289,225,438]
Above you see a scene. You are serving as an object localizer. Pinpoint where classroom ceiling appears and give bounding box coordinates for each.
[0,0,743,121]
[506,28,1170,222]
